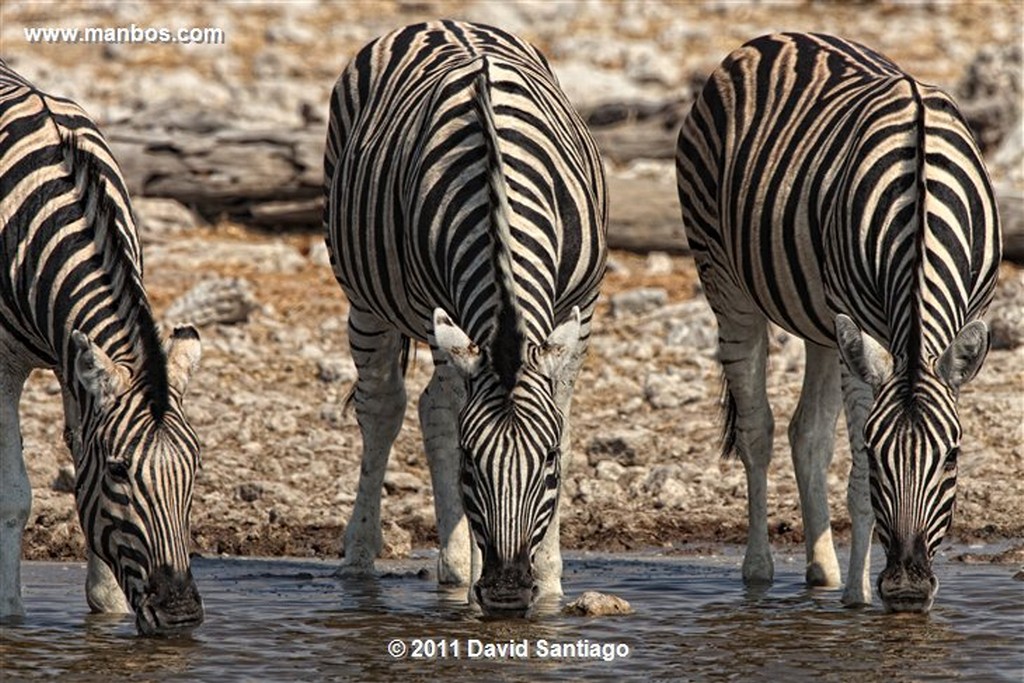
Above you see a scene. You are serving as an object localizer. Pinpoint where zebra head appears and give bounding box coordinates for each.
[836,314,990,613]
[434,306,582,615]
[71,326,203,635]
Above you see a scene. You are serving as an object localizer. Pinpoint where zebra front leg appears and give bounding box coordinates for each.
[85,551,129,613]
[841,366,875,606]
[531,350,584,599]
[717,314,775,584]
[788,342,842,588]
[58,386,130,613]
[0,358,30,618]
[340,311,408,574]
[418,368,472,586]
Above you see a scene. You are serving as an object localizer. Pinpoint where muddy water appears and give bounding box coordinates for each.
[2,547,1021,682]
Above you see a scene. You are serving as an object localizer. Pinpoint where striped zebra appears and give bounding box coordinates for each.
[324,20,607,614]
[676,33,1000,612]
[0,60,204,634]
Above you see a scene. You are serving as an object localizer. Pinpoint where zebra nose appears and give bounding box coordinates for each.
[136,566,204,636]
[877,537,937,613]
[475,564,535,616]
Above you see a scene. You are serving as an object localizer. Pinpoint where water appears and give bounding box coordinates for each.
[2,548,1022,682]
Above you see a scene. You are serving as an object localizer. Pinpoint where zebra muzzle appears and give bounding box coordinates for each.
[877,537,938,614]
[474,564,536,616]
[135,566,204,636]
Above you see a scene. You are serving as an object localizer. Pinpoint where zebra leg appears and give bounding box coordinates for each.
[715,308,775,584]
[418,367,472,586]
[787,341,842,588]
[0,354,30,618]
[532,349,584,599]
[340,309,408,574]
[85,552,129,613]
[840,366,875,606]
[58,386,130,613]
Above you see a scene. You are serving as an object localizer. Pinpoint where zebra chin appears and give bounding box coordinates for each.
[133,566,204,636]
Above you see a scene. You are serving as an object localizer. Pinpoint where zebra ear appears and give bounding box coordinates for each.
[936,320,989,393]
[166,325,202,395]
[536,306,582,379]
[433,308,483,377]
[72,330,130,411]
[835,314,892,391]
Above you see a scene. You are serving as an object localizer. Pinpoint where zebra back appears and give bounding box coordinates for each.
[677,32,1000,358]
[324,20,607,351]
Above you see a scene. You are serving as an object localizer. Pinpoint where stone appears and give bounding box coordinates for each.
[644,368,705,409]
[52,465,75,494]
[586,428,655,467]
[383,470,424,495]
[317,358,357,384]
[380,521,412,560]
[610,287,668,318]
[237,482,263,502]
[562,591,633,616]
[164,277,258,327]
[133,197,200,242]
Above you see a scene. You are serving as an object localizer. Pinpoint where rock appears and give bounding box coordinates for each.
[317,358,357,384]
[662,300,718,350]
[133,197,200,242]
[308,240,332,267]
[586,428,656,467]
[644,251,674,275]
[595,460,627,482]
[383,470,424,495]
[237,482,264,502]
[988,271,1024,349]
[52,465,75,494]
[644,368,705,409]
[562,591,633,616]
[956,44,1022,154]
[610,287,668,318]
[380,521,412,559]
[164,277,258,327]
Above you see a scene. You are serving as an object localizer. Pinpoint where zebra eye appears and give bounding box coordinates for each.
[545,448,558,467]
[107,460,130,483]
[943,447,960,473]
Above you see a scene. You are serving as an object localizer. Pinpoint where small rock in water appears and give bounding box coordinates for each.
[562,591,633,616]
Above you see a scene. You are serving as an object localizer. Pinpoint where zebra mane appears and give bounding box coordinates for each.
[906,78,928,389]
[474,59,527,392]
[65,134,171,421]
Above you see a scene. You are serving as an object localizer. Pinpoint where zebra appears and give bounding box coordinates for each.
[0,59,204,634]
[675,33,1000,612]
[323,20,607,614]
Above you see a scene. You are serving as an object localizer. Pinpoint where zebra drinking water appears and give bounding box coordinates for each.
[675,33,1000,612]
[0,60,204,634]
[323,20,607,614]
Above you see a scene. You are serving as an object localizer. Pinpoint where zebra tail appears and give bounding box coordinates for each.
[473,59,527,392]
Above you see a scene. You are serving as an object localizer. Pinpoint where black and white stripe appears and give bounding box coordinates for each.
[324,20,606,613]
[676,32,1000,612]
[0,59,204,634]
